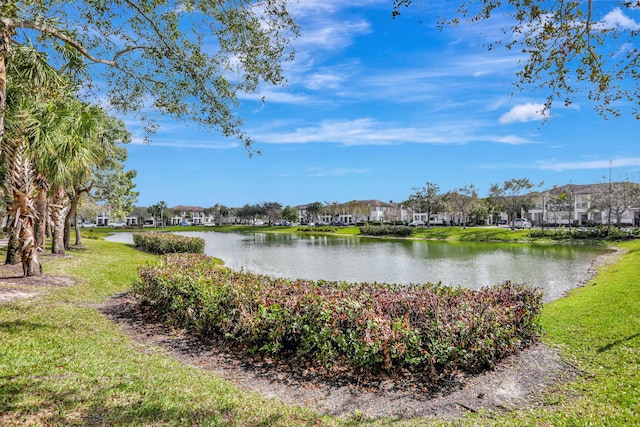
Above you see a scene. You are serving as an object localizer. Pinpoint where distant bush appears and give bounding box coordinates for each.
[135,254,543,382]
[133,232,205,254]
[296,226,337,233]
[359,225,413,237]
[529,226,639,241]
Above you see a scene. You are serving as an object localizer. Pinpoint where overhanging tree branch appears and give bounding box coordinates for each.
[392,0,640,118]
[1,17,116,67]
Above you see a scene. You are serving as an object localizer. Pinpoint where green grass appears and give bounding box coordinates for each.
[262,224,537,241]
[534,240,640,424]
[457,240,640,426]
[410,226,534,242]
[0,240,326,426]
[86,224,541,243]
[1,237,638,425]
[243,224,550,242]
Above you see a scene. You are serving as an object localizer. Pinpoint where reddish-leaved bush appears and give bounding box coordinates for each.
[135,253,543,381]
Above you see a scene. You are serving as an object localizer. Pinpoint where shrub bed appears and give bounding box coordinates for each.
[135,254,543,382]
[296,226,338,233]
[133,232,205,254]
[529,226,639,241]
[359,225,413,237]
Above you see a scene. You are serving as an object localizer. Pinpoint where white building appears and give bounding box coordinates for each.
[525,183,639,227]
[296,200,407,225]
[94,210,138,226]
[169,205,215,225]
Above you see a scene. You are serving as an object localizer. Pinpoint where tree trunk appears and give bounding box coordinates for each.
[3,188,19,265]
[65,186,88,249]
[19,203,42,276]
[74,211,82,246]
[0,25,9,146]
[4,135,41,276]
[0,27,13,266]
[63,200,76,248]
[50,184,67,255]
[33,175,49,249]
[1,24,39,276]
[5,212,20,265]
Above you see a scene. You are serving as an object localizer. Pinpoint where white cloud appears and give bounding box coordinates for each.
[254,118,465,146]
[499,103,548,124]
[296,20,371,51]
[255,118,410,145]
[306,70,348,90]
[240,89,310,104]
[129,136,239,150]
[595,7,640,30]
[253,117,536,147]
[495,135,534,145]
[454,54,524,78]
[304,167,370,177]
[538,157,640,171]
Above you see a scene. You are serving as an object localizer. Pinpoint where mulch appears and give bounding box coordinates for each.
[98,292,582,420]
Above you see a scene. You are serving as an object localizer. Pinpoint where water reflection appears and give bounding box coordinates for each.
[106,231,609,303]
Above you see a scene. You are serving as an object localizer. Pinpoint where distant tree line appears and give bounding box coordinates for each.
[152,177,640,229]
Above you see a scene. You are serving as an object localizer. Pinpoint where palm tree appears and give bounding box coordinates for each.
[59,104,124,252]
[34,99,129,254]
[32,172,49,249]
[4,45,65,275]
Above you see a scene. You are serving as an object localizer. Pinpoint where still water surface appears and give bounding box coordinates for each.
[106,231,609,302]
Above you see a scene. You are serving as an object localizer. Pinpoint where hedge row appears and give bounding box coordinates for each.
[134,253,542,381]
[359,225,413,237]
[133,232,205,254]
[529,226,639,241]
[296,226,338,233]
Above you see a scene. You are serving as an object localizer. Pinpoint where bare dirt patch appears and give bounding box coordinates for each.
[99,293,582,420]
[0,254,75,303]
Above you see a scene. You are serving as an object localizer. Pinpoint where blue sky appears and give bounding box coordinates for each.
[122,1,640,208]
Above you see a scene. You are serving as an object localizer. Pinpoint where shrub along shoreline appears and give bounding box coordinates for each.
[134,252,543,384]
[133,232,205,254]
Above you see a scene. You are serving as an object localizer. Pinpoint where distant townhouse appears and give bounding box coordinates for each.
[357,200,404,223]
[296,200,408,225]
[407,209,451,226]
[525,183,640,226]
[94,210,138,226]
[96,211,110,226]
[295,204,309,223]
[170,205,214,225]
[342,199,406,224]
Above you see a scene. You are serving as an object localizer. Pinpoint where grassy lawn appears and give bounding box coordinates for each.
[1,236,638,425]
[0,240,326,426]
[409,226,534,242]
[535,240,640,424]
[453,239,640,426]
[89,224,539,242]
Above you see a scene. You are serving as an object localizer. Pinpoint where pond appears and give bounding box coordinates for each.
[105,231,610,303]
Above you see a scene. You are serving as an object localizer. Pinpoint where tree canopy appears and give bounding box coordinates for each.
[1,0,299,147]
[0,0,298,275]
[393,0,640,118]
[407,182,444,227]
